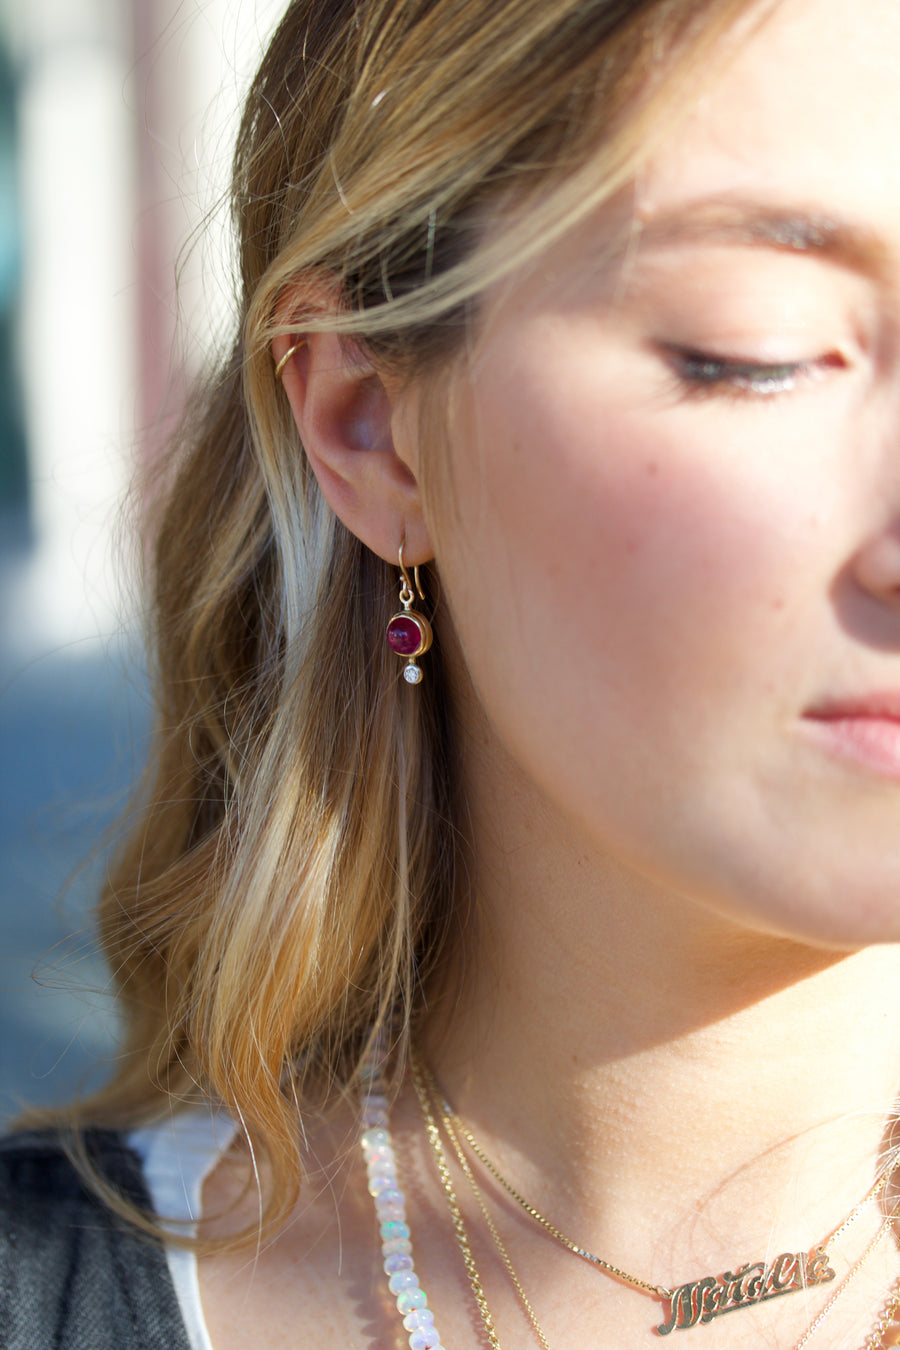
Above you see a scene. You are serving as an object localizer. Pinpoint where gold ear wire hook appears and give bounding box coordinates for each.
[397,541,417,606]
[398,540,411,587]
[399,541,426,602]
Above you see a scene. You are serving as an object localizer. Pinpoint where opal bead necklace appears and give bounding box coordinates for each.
[360,1052,445,1350]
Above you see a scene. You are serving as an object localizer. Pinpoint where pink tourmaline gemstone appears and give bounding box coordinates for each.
[387,615,423,657]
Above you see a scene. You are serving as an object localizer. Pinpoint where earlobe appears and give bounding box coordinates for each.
[271,328,433,566]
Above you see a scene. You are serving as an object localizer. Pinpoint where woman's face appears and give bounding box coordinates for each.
[410,0,900,947]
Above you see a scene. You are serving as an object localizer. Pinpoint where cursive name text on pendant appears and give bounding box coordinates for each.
[656,1247,835,1336]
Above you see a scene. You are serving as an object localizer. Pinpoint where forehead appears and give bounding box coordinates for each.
[473,0,900,328]
[636,0,900,239]
[455,0,900,350]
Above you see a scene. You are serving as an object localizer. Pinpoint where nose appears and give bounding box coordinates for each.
[851,526,900,602]
[838,521,900,649]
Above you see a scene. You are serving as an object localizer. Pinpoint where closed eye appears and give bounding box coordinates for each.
[662,346,848,401]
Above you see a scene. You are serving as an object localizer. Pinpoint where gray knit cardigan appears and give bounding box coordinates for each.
[0,1130,192,1349]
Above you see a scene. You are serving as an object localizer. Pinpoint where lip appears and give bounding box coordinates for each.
[802,695,900,780]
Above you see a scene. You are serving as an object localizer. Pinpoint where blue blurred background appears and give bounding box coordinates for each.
[0,0,284,1123]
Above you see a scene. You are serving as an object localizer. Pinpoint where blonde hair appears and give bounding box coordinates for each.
[52,0,761,1237]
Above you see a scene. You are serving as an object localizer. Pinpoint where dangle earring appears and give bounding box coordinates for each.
[386,543,433,684]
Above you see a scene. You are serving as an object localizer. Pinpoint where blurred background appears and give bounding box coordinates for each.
[0,0,285,1123]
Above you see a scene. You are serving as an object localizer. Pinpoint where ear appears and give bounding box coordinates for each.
[272,326,433,566]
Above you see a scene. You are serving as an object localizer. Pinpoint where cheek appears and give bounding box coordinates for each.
[446,400,816,728]
[447,324,826,662]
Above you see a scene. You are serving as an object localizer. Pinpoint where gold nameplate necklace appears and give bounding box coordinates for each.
[414,1059,900,1338]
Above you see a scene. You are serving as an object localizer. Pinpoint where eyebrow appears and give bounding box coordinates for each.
[633,198,888,276]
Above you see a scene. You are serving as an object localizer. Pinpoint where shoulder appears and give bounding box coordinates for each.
[0,1128,192,1350]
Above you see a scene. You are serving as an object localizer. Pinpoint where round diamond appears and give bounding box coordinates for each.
[403,664,422,684]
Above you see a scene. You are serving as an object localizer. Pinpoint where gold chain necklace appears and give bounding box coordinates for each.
[867,1279,900,1348]
[410,1057,503,1350]
[792,1216,893,1349]
[420,1060,900,1338]
[410,1056,900,1348]
[412,1056,551,1350]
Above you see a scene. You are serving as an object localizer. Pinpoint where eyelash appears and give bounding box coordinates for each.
[665,347,845,401]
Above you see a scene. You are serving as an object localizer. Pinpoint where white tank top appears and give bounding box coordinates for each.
[129,1110,236,1350]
